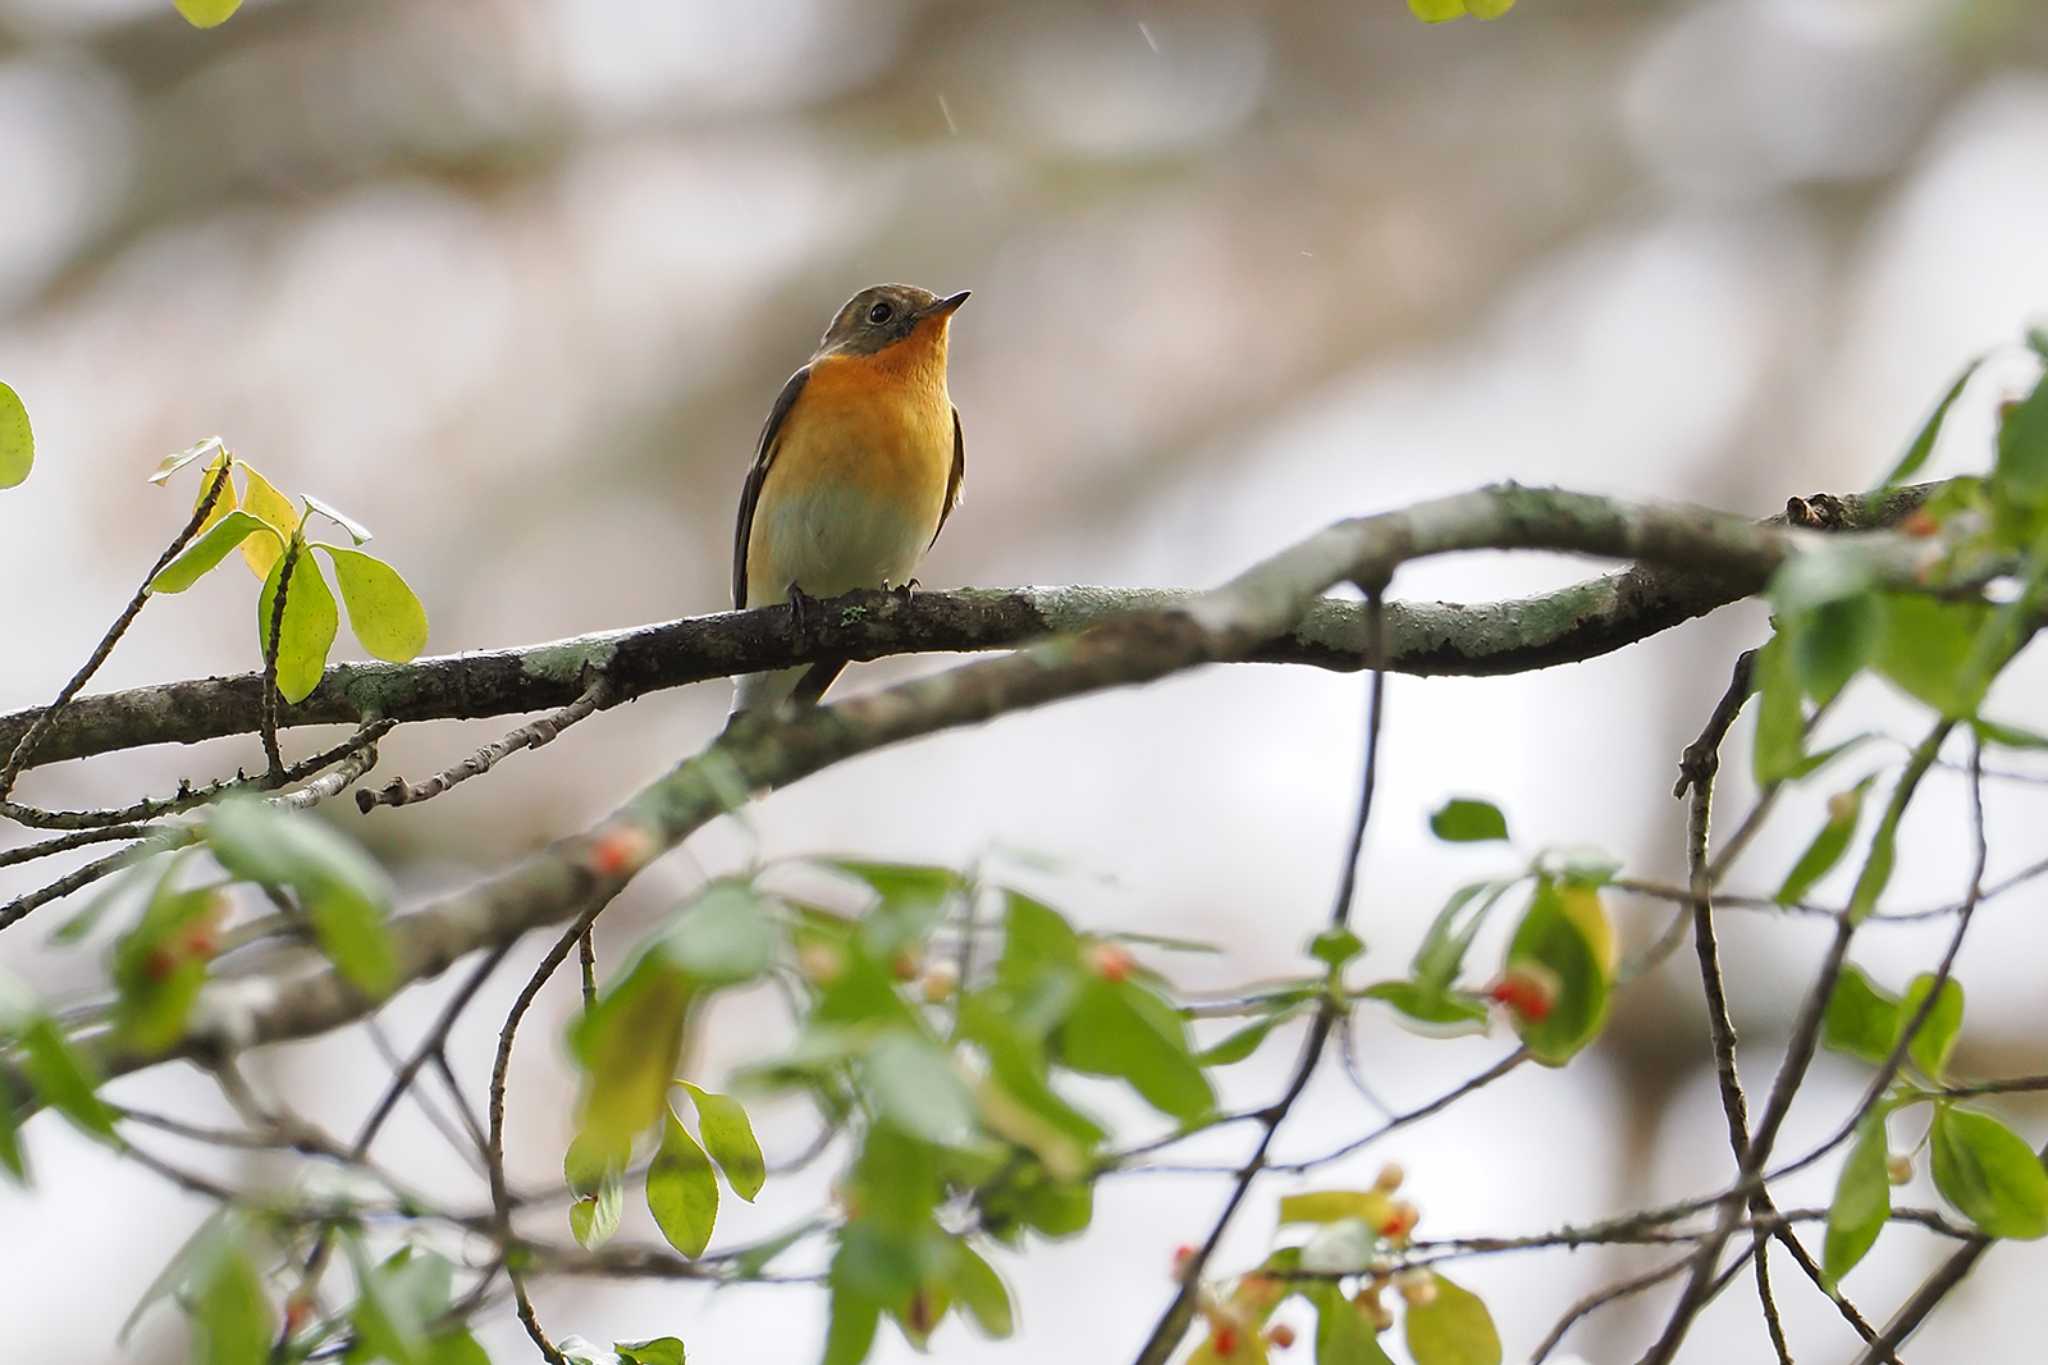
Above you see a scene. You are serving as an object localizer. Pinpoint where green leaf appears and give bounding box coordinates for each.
[1196,1006,1304,1066]
[649,1104,720,1257]
[0,1092,21,1182]
[317,545,428,662]
[1873,594,1992,718]
[1846,783,1906,925]
[1503,880,1611,1067]
[425,1331,493,1365]
[256,544,339,705]
[616,1339,687,1365]
[663,882,775,985]
[187,1235,273,1365]
[1309,926,1365,971]
[1878,358,1982,488]
[121,1210,231,1343]
[570,953,693,1166]
[1790,595,1879,704]
[1360,980,1490,1034]
[1823,965,1901,1065]
[823,1251,883,1365]
[1308,1281,1396,1364]
[1775,777,1875,905]
[1899,973,1965,1082]
[147,511,281,594]
[1279,1190,1393,1226]
[205,798,396,994]
[344,1238,439,1365]
[1751,635,1806,786]
[0,381,33,489]
[110,880,221,1053]
[946,1241,1014,1338]
[1824,1116,1892,1286]
[19,1017,116,1142]
[1770,544,1879,616]
[1975,717,2048,750]
[303,492,372,545]
[1403,1272,1502,1365]
[570,1172,623,1250]
[1995,365,2048,505]
[863,1030,978,1147]
[1058,976,1214,1121]
[174,0,243,27]
[1429,797,1509,843]
[1411,880,1515,995]
[237,466,300,577]
[1930,1105,2048,1240]
[681,1082,766,1201]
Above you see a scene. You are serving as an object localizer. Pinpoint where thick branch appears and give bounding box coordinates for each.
[0,483,1938,774]
[20,483,1944,1105]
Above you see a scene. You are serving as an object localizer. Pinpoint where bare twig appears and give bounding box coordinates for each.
[358,679,613,812]
[0,457,231,803]
[259,537,302,781]
[0,717,394,831]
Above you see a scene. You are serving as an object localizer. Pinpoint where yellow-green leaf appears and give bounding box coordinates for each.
[0,381,32,489]
[174,0,242,28]
[681,1082,766,1202]
[1404,1272,1501,1365]
[316,546,428,662]
[255,546,339,704]
[148,511,280,594]
[238,466,300,578]
[648,1105,719,1257]
[1278,1190,1393,1226]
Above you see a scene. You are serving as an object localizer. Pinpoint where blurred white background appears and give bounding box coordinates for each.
[3,0,2047,1361]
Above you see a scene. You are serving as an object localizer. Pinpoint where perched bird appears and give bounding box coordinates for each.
[729,283,969,713]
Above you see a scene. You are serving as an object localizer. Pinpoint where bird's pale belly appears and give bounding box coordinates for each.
[747,477,933,607]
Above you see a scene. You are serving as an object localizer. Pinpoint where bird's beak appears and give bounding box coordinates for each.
[928,290,971,318]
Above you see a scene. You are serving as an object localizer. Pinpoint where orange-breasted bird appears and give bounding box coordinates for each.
[729,283,969,712]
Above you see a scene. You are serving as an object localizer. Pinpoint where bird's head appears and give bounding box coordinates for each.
[818,284,970,358]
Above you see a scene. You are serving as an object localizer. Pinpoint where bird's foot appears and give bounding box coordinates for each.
[786,582,820,642]
[887,577,920,604]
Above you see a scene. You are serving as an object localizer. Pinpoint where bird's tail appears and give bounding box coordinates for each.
[728,659,849,718]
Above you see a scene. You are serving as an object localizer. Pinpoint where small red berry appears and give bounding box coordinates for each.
[1209,1324,1239,1357]
[1488,967,1555,1022]
[586,822,656,878]
[1172,1244,1199,1278]
[1266,1322,1297,1349]
[1901,507,1941,538]
[1088,942,1135,982]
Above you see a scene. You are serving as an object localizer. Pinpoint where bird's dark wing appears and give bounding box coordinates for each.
[733,365,812,609]
[930,404,966,549]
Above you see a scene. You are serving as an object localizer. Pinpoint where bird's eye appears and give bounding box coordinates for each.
[866,301,894,325]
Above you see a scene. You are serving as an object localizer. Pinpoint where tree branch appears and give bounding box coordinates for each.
[0,482,1939,775]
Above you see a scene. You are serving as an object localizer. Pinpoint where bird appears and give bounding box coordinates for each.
[729,283,969,714]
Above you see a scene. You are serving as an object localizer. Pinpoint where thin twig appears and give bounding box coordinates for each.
[492,904,614,1365]
[1640,720,1953,1364]
[0,458,231,803]
[1128,590,1389,1365]
[0,822,159,869]
[358,679,612,812]
[260,537,302,781]
[1,718,394,831]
